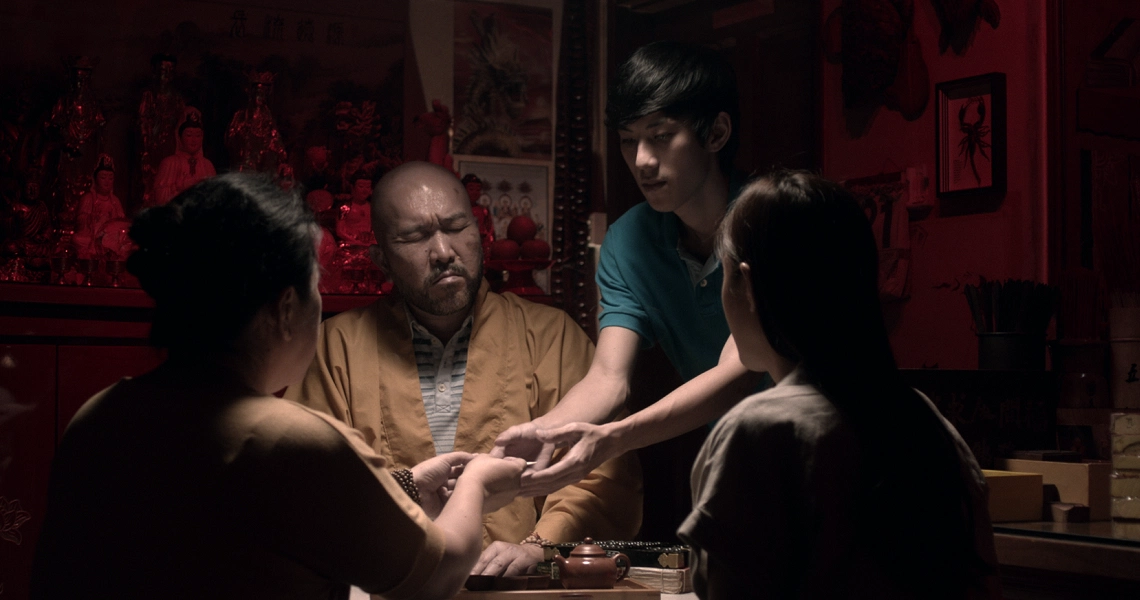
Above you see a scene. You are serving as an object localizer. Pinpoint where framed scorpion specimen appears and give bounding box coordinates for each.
[935,72,1006,199]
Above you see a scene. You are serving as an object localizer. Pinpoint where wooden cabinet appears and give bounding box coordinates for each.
[0,282,170,597]
[0,344,56,599]
[0,342,166,597]
[0,287,170,593]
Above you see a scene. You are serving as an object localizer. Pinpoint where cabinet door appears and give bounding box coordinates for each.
[0,344,57,599]
[57,345,165,437]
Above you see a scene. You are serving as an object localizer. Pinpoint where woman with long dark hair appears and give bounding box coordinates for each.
[679,170,999,599]
[31,173,524,599]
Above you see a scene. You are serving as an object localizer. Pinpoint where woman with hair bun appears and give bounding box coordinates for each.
[31,173,525,600]
[679,170,1001,599]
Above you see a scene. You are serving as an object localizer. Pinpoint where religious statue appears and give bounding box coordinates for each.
[0,174,53,282]
[10,178,52,249]
[461,173,495,261]
[316,225,341,294]
[226,69,287,173]
[306,188,334,217]
[335,170,376,247]
[327,168,383,293]
[72,154,125,259]
[276,163,297,192]
[0,92,48,187]
[46,56,106,235]
[335,153,366,195]
[152,108,216,206]
[301,145,333,192]
[414,99,454,172]
[138,53,187,206]
[493,194,515,237]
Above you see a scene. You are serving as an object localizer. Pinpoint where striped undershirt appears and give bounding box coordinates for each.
[409,314,473,455]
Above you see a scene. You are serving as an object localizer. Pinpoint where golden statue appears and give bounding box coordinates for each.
[225,69,287,173]
[152,108,216,206]
[138,54,187,205]
[46,56,105,233]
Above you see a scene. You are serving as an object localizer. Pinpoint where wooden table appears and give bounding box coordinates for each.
[347,581,693,599]
[453,580,658,598]
[993,521,1140,598]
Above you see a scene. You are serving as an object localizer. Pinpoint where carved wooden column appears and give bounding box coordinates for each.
[552,0,596,337]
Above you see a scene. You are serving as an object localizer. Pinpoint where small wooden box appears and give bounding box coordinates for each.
[983,470,1044,522]
[998,459,1112,520]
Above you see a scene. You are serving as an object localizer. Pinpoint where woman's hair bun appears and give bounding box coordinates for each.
[123,173,317,352]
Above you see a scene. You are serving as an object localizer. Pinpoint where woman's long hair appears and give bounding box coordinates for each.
[717,170,986,596]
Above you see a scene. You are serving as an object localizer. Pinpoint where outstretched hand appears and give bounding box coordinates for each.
[462,454,527,514]
[518,421,622,497]
[491,421,556,469]
[411,451,474,519]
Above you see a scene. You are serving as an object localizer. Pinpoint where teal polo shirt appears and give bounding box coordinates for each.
[597,201,731,383]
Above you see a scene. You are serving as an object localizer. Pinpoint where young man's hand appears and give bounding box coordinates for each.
[518,421,624,497]
[492,421,556,469]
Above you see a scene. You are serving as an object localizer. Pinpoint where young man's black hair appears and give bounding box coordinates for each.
[605,40,740,174]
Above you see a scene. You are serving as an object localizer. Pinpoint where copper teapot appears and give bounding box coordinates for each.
[552,538,631,589]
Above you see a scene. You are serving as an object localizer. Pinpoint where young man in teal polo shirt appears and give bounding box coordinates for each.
[495,41,769,496]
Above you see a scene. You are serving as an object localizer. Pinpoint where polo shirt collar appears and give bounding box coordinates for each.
[670,170,749,287]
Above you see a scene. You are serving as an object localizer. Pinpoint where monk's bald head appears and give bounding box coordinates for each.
[370,161,471,237]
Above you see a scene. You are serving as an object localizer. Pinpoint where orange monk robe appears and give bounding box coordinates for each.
[287,280,643,546]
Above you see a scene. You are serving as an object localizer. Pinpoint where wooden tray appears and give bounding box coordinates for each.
[454,579,660,599]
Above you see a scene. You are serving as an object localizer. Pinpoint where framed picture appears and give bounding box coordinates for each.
[454,155,553,291]
[452,1,555,160]
[843,172,911,302]
[935,73,1006,198]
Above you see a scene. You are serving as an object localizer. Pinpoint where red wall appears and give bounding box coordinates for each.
[821,0,1050,369]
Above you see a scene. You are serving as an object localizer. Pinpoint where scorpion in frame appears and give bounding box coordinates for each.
[957,96,991,186]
